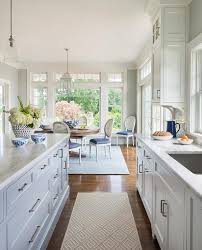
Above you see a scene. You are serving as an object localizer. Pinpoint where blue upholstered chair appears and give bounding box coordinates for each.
[89,119,114,162]
[116,116,136,147]
[53,121,81,164]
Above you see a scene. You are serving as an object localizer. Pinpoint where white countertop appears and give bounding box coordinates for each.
[136,134,202,198]
[0,134,69,189]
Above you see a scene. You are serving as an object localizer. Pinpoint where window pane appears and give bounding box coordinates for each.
[142,84,152,135]
[55,88,100,126]
[107,89,122,130]
[32,73,48,82]
[31,87,48,118]
[107,73,123,83]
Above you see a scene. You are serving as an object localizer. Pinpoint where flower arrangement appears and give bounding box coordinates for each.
[8,96,43,129]
[55,101,81,121]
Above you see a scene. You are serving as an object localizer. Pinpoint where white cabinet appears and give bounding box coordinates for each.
[151,6,187,108]
[152,45,161,102]
[153,171,167,249]
[0,139,69,250]
[136,138,185,250]
[161,41,185,105]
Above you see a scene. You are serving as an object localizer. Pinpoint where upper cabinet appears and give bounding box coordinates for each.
[151,5,187,107]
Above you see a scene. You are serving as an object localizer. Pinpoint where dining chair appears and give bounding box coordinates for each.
[53,121,81,164]
[116,116,136,147]
[89,119,114,162]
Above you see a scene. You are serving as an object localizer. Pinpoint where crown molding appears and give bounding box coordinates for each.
[160,0,193,6]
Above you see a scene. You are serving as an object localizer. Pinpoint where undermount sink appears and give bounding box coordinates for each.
[169,153,202,174]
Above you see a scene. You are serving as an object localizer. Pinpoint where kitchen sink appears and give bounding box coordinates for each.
[169,153,202,174]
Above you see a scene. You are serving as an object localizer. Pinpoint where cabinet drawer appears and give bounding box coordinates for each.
[0,190,4,223]
[34,157,50,181]
[155,162,184,202]
[6,171,33,213]
[136,140,144,157]
[7,179,50,247]
[8,192,51,250]
[144,150,154,169]
[51,179,60,209]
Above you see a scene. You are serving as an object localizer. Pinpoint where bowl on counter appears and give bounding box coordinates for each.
[177,138,193,145]
[12,138,29,147]
[152,135,173,141]
[31,134,46,144]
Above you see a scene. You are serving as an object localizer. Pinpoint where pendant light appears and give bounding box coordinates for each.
[4,0,22,68]
[59,48,73,93]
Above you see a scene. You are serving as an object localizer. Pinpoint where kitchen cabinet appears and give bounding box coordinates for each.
[151,5,187,108]
[136,138,185,250]
[0,136,69,250]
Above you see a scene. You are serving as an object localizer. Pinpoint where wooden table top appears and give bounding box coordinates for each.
[35,127,100,138]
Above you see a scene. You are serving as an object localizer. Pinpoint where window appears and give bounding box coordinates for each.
[55,73,100,83]
[107,73,123,83]
[55,88,100,126]
[107,89,122,130]
[0,85,5,134]
[140,60,151,81]
[190,46,202,134]
[31,87,48,118]
[31,73,48,82]
[142,84,152,135]
[152,103,163,133]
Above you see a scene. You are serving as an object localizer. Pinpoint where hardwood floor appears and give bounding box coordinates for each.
[47,146,160,250]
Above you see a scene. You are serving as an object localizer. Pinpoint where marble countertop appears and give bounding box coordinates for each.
[0,134,69,189]
[136,134,202,198]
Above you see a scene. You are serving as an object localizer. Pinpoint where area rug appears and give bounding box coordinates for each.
[61,192,142,250]
[68,146,129,175]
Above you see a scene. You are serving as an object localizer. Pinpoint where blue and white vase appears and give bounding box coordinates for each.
[63,120,79,129]
[12,125,33,138]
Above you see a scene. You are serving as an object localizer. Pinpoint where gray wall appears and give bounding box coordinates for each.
[189,0,202,41]
[127,69,137,118]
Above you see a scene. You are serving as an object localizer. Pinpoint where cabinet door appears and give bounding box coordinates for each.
[153,173,167,249]
[136,156,143,196]
[166,190,184,250]
[0,223,6,250]
[143,162,153,221]
[152,46,161,101]
[163,7,186,42]
[161,41,185,104]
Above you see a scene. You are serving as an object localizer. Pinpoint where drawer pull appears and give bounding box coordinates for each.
[139,164,143,173]
[54,154,58,158]
[29,225,41,244]
[146,156,151,160]
[29,199,41,213]
[162,201,168,217]
[53,173,58,179]
[63,160,67,170]
[40,164,47,170]
[18,183,27,192]
[53,194,59,200]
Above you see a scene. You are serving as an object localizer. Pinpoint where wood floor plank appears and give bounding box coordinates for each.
[47,146,160,250]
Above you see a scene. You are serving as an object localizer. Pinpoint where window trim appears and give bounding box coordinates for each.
[188,33,202,135]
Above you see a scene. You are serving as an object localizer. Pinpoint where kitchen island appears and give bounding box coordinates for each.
[136,134,202,250]
[0,134,69,250]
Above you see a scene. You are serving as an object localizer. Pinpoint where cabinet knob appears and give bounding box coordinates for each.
[18,183,27,192]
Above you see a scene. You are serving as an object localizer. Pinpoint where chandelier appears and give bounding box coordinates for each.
[59,48,74,92]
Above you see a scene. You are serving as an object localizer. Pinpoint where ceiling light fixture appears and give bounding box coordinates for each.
[4,0,23,68]
[60,48,74,92]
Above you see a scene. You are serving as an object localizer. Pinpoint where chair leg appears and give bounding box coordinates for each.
[96,146,98,162]
[79,148,81,164]
[81,138,83,151]
[109,145,112,159]
[89,144,92,158]
[132,136,135,146]
[104,146,107,156]
[126,137,129,148]
[117,136,119,146]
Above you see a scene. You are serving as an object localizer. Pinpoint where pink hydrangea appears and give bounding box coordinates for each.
[56,101,81,120]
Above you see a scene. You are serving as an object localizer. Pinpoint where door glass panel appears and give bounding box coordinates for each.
[107,88,122,130]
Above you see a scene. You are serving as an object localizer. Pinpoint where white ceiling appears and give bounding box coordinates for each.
[0,0,152,63]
